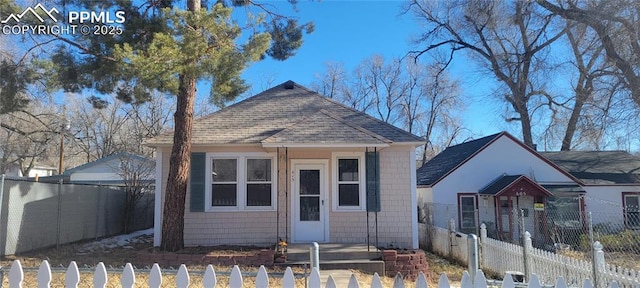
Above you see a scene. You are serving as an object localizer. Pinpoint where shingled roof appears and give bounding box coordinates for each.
[540,151,640,184]
[416,132,504,186]
[145,81,424,146]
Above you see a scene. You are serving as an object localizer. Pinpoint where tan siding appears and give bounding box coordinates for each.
[328,147,414,248]
[158,145,415,247]
[184,211,277,246]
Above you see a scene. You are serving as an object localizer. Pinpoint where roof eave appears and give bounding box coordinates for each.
[261,143,391,148]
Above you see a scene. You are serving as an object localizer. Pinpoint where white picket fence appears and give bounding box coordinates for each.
[3,259,631,288]
[478,225,640,288]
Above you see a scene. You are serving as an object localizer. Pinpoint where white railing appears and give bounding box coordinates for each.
[3,260,630,288]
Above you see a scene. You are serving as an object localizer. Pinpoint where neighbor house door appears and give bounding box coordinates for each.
[292,160,328,242]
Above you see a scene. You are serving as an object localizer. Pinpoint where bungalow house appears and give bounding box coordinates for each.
[146,81,425,248]
[417,132,640,247]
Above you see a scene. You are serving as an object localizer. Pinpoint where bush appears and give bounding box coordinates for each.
[596,230,640,252]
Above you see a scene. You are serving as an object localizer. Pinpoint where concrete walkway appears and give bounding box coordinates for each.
[319,269,357,287]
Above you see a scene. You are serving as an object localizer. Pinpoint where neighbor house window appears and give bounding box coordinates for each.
[206,153,276,211]
[211,158,238,206]
[459,194,477,230]
[623,193,640,229]
[333,153,365,211]
[246,158,272,206]
[547,195,582,228]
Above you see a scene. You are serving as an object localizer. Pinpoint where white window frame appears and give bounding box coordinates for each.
[459,194,477,230]
[332,152,366,211]
[204,152,277,212]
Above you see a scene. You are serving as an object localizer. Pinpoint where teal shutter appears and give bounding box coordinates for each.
[366,151,381,212]
[190,152,206,212]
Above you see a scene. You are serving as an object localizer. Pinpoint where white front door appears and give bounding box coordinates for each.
[292,161,328,242]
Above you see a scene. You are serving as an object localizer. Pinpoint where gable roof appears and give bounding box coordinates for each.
[540,151,640,184]
[416,131,581,187]
[416,132,503,186]
[145,81,424,146]
[479,174,552,197]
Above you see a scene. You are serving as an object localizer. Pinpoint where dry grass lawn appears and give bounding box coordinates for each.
[0,234,466,287]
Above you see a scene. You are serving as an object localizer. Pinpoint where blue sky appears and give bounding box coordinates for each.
[238,0,506,138]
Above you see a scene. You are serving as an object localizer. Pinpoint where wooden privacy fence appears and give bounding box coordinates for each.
[3,260,632,288]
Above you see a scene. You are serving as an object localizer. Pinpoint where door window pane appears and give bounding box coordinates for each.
[300,170,320,195]
[300,197,320,221]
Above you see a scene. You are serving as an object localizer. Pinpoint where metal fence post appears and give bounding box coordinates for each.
[593,241,605,288]
[468,233,479,284]
[588,212,597,287]
[310,242,319,272]
[479,223,486,269]
[56,179,63,248]
[523,231,532,282]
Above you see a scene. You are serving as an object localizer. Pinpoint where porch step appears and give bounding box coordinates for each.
[285,243,381,262]
[281,243,384,275]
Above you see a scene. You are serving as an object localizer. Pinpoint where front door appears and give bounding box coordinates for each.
[292,161,328,242]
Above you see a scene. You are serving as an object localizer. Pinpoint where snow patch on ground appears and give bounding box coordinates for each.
[77,229,153,253]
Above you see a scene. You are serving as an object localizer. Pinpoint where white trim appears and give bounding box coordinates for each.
[290,159,330,243]
[153,151,162,247]
[332,152,366,212]
[410,150,418,249]
[204,152,277,212]
[262,143,390,148]
[458,194,478,230]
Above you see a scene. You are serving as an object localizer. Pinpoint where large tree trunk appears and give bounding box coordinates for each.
[161,74,196,251]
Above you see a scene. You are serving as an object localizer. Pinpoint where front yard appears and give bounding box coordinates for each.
[0,230,466,287]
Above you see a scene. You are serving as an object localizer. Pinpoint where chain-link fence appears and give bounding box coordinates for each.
[419,198,640,272]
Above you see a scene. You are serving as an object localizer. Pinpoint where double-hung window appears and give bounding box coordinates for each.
[333,152,365,211]
[207,153,276,211]
[246,158,272,207]
[211,158,238,207]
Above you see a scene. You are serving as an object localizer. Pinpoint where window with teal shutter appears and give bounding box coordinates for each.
[366,151,380,212]
[190,152,206,212]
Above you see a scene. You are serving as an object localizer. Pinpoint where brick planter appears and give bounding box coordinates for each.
[137,248,275,268]
[381,249,429,280]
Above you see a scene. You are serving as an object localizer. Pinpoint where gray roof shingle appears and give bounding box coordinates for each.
[540,151,640,184]
[146,81,424,146]
[416,132,503,186]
